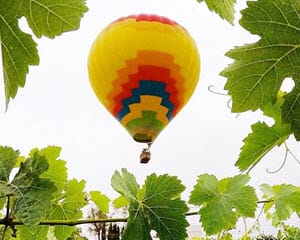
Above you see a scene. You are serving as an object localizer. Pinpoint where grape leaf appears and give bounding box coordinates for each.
[49,179,87,240]
[0,146,19,208]
[0,226,16,240]
[0,1,39,106]
[221,0,300,140]
[30,146,67,194]
[189,174,257,235]
[0,0,87,108]
[17,226,49,240]
[0,146,19,182]
[261,183,300,222]
[141,173,188,240]
[0,198,5,212]
[235,93,291,171]
[20,0,88,38]
[113,195,129,209]
[15,147,87,240]
[123,200,152,240]
[11,152,57,225]
[111,169,189,240]
[111,168,140,201]
[90,191,110,214]
[282,79,300,140]
[197,0,236,24]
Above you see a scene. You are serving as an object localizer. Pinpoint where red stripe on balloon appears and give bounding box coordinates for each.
[114,14,179,27]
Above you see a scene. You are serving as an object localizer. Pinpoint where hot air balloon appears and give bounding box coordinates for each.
[88,14,200,163]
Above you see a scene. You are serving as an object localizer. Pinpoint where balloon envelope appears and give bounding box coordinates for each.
[88,14,200,144]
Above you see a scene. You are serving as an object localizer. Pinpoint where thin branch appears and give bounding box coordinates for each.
[0,199,275,227]
[208,85,228,96]
[286,143,300,164]
[257,199,274,204]
[185,211,199,217]
[266,141,300,174]
[10,217,128,227]
[208,85,233,110]
[242,217,247,234]
[244,203,265,237]
[266,142,289,173]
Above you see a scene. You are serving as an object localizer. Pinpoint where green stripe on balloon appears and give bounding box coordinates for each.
[125,111,164,143]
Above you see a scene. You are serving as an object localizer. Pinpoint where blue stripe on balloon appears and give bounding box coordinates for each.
[118,80,174,121]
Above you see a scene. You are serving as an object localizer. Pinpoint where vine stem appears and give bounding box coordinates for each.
[1,213,198,226]
[0,200,274,227]
[0,217,128,227]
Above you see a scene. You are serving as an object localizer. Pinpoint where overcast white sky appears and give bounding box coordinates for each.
[0,0,299,203]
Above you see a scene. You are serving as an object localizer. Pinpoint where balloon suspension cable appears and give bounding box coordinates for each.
[140,142,152,164]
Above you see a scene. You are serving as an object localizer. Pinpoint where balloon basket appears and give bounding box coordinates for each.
[140,149,151,163]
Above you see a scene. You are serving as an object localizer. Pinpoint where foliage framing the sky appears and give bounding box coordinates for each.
[221,0,300,141]
[0,0,299,239]
[0,145,299,239]
[0,0,88,107]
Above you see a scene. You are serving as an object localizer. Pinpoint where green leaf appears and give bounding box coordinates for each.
[90,191,110,214]
[17,226,49,240]
[221,0,300,140]
[20,0,88,38]
[49,179,87,240]
[30,146,67,194]
[189,174,257,235]
[12,153,48,185]
[142,174,188,240]
[0,146,19,182]
[236,94,291,171]
[236,122,289,171]
[0,197,5,211]
[123,200,152,240]
[197,0,236,24]
[13,178,56,225]
[111,168,140,201]
[11,153,57,225]
[0,226,16,240]
[0,0,87,108]
[15,156,26,168]
[113,195,129,209]
[111,169,189,240]
[282,79,300,140]
[261,183,300,222]
[0,1,39,106]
